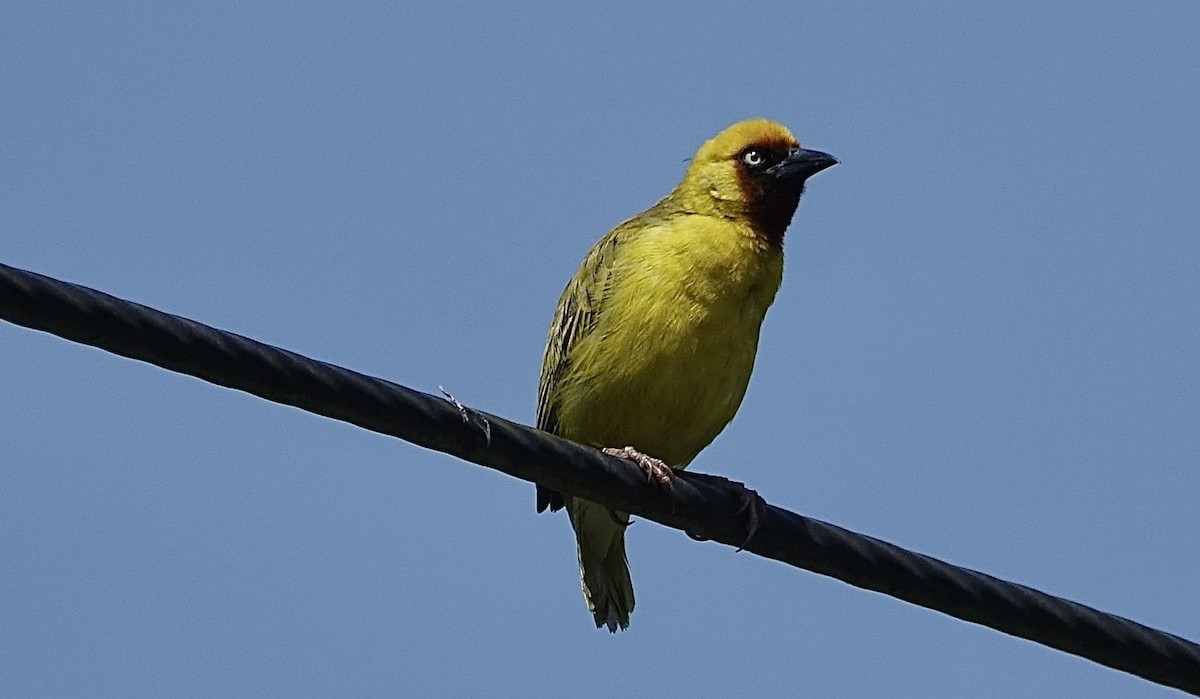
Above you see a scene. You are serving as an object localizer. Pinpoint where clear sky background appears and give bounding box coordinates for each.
[2,3,1198,697]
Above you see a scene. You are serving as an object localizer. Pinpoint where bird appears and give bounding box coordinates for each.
[535,118,836,631]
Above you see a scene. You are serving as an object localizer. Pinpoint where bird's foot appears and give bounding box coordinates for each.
[681,472,766,551]
[602,446,675,491]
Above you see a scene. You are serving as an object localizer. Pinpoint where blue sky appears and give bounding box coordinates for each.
[3,3,1198,697]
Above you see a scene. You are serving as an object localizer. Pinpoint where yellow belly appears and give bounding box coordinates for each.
[553,218,782,467]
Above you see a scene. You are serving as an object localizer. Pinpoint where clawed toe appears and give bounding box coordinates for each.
[603,446,675,491]
[598,448,764,550]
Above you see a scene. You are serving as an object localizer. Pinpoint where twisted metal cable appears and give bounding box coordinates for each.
[1,261,1197,695]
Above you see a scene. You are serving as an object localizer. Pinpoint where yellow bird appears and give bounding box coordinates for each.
[536,118,836,631]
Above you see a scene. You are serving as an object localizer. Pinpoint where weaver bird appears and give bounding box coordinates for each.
[536,118,836,631]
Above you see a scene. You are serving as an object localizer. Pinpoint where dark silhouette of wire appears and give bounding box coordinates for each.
[1,261,1197,695]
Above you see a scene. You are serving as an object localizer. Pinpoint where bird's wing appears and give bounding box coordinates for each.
[534,224,629,512]
[537,227,625,434]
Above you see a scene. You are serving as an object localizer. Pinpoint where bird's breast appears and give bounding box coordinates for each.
[554,219,783,466]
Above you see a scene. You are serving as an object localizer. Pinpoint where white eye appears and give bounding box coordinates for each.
[741,150,764,167]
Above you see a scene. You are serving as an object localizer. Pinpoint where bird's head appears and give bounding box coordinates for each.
[674,118,837,245]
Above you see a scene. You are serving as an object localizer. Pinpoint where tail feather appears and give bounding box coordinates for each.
[568,498,635,632]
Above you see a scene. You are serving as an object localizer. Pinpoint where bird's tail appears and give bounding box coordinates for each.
[567,497,635,632]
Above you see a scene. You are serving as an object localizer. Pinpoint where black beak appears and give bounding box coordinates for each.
[769,148,838,183]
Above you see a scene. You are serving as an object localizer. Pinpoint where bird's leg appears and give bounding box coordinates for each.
[602,447,674,526]
[602,446,675,491]
[680,472,766,551]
